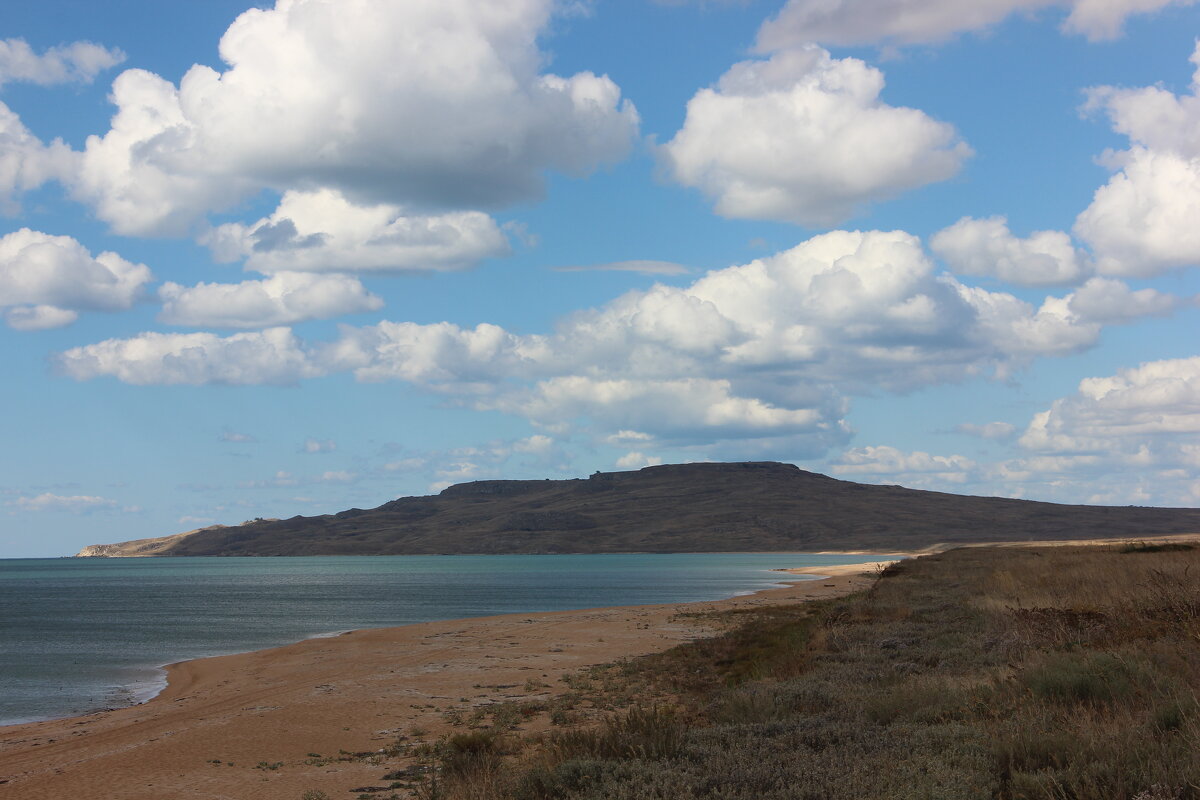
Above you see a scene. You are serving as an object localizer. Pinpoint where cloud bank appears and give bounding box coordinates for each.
[57,230,1181,459]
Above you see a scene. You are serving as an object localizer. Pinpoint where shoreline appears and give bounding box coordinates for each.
[0,559,896,800]
[1,552,904,729]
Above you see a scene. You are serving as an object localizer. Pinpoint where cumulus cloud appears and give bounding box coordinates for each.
[616,452,663,469]
[60,230,1178,457]
[302,438,336,454]
[487,377,845,447]
[931,216,1090,286]
[72,0,639,235]
[202,189,510,274]
[1020,356,1200,454]
[158,272,382,328]
[830,445,978,484]
[1075,148,1200,276]
[11,493,119,513]
[219,429,257,443]
[0,102,76,213]
[830,358,1200,505]
[1074,43,1200,276]
[659,46,970,226]
[0,228,152,330]
[1063,276,1181,324]
[56,327,321,385]
[755,0,1195,49]
[830,448,979,491]
[983,356,1200,504]
[0,38,124,87]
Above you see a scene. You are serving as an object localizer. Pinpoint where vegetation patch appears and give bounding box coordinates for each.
[343,542,1200,800]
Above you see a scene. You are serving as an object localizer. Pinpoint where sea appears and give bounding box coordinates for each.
[0,552,892,726]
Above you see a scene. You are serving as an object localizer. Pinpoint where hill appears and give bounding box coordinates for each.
[77,462,1200,556]
[76,461,1200,556]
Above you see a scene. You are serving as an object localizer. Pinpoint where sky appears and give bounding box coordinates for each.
[2,0,1199,557]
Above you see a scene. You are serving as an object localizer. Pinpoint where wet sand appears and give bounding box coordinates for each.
[0,562,893,800]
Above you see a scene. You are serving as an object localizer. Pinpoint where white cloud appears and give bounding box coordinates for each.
[73,0,639,235]
[830,445,978,483]
[4,305,79,331]
[1063,276,1181,324]
[302,438,337,454]
[488,376,845,446]
[513,434,556,455]
[0,102,76,213]
[1074,43,1200,276]
[1062,0,1198,40]
[955,421,1017,439]
[333,321,543,389]
[606,430,655,445]
[1075,148,1200,276]
[0,38,124,87]
[659,46,970,226]
[616,451,663,469]
[1020,356,1200,454]
[56,327,321,386]
[958,356,1200,505]
[158,271,382,328]
[754,0,1195,49]
[219,429,257,443]
[931,216,1090,286]
[0,228,152,329]
[11,493,119,513]
[60,230,1174,458]
[202,189,510,274]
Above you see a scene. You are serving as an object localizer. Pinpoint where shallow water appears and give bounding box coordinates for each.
[0,552,890,725]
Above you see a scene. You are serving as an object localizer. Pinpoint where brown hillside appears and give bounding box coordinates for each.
[78,462,1200,557]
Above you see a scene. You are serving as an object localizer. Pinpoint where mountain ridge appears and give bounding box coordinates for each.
[75,461,1200,557]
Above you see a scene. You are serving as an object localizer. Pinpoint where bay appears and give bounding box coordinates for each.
[0,552,891,726]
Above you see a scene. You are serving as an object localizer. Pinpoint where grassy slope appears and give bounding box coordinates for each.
[372,543,1200,800]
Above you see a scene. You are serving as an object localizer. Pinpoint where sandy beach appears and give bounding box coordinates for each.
[0,562,893,800]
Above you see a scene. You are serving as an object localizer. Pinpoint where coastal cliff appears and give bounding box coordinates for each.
[76,461,1200,557]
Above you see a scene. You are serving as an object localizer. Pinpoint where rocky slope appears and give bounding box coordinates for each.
[76,462,1200,557]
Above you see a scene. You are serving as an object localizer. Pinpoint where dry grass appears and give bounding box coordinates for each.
[350,543,1200,800]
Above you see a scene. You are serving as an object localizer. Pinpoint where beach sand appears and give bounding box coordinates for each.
[0,562,894,800]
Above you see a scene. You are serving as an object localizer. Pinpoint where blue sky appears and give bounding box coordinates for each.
[2,0,1199,557]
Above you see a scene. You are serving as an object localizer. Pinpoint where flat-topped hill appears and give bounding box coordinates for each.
[76,461,1200,556]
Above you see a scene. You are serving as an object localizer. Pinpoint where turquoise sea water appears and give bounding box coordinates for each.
[0,553,891,726]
